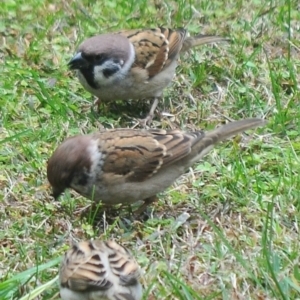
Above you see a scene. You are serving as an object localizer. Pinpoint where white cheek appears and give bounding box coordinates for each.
[93,62,118,85]
[121,42,135,74]
[87,139,104,177]
[93,43,135,86]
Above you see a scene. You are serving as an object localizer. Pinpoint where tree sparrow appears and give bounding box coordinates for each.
[59,240,142,300]
[47,118,265,212]
[68,27,229,125]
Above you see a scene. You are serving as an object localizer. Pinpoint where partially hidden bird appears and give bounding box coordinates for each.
[68,27,229,125]
[59,240,142,300]
[47,118,265,213]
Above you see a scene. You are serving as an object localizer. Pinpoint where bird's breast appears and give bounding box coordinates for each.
[77,60,178,101]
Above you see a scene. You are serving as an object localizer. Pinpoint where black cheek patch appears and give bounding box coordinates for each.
[80,66,98,89]
[77,172,90,186]
[103,65,120,78]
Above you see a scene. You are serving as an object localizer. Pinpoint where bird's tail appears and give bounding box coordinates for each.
[181,35,230,52]
[187,118,266,165]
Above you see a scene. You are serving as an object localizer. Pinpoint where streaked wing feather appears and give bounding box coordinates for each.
[95,129,202,182]
[60,242,112,292]
[162,28,186,61]
[66,277,112,292]
[105,240,141,286]
[98,130,167,182]
[150,129,195,166]
[60,240,142,299]
[117,28,186,78]
[96,129,195,182]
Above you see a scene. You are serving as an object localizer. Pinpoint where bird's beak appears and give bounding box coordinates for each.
[68,52,89,70]
[52,186,64,200]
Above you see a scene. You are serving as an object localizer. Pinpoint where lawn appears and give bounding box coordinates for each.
[1,0,300,299]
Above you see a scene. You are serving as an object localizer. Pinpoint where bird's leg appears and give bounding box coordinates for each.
[134,196,158,215]
[81,97,101,113]
[92,97,102,112]
[138,97,159,127]
[148,97,159,121]
[125,204,133,215]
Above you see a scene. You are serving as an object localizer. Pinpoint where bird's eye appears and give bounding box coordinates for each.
[95,54,103,61]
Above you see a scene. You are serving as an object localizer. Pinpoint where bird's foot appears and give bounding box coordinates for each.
[134,196,158,216]
[138,114,154,127]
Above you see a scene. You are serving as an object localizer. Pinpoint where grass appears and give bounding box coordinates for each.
[1,0,300,299]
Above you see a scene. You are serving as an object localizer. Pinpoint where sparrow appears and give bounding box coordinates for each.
[68,27,229,124]
[59,240,142,300]
[47,118,265,213]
